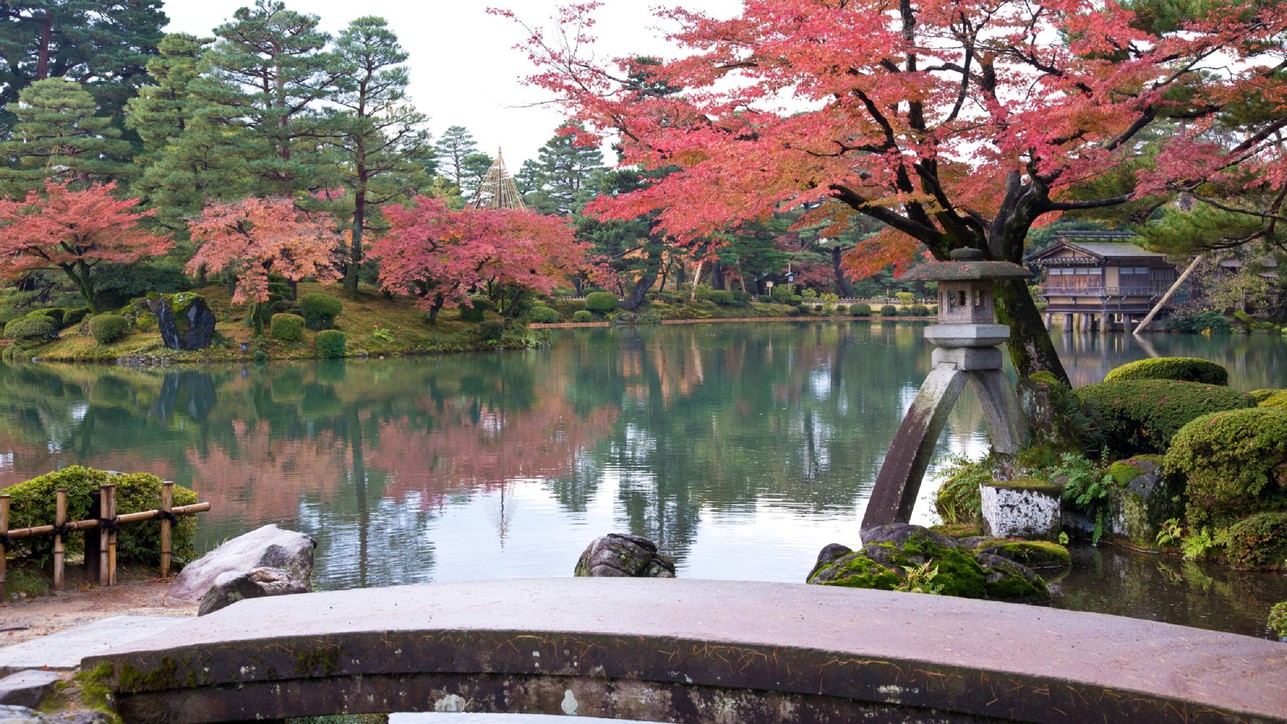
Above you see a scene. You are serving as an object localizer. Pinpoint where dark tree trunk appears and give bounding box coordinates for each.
[831,246,856,297]
[711,263,726,291]
[994,278,1068,381]
[621,245,663,311]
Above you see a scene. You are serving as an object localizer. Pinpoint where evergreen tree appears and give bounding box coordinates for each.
[199,0,343,195]
[0,78,134,198]
[434,125,481,196]
[328,16,433,293]
[0,1,167,131]
[459,151,494,204]
[522,122,604,215]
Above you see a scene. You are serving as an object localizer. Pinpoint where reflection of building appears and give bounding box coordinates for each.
[1028,231,1178,331]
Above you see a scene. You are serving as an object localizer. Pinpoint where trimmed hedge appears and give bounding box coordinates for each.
[850,303,872,316]
[526,306,560,324]
[585,291,619,314]
[1165,407,1287,528]
[299,293,343,330]
[1075,379,1255,455]
[1,466,198,565]
[879,304,897,316]
[1258,390,1287,409]
[571,310,594,323]
[88,314,130,345]
[1104,357,1229,386]
[4,315,57,343]
[315,330,346,358]
[270,313,306,342]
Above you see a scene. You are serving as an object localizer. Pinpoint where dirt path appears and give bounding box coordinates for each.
[1,573,197,648]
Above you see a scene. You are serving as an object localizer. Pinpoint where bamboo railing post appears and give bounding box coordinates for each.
[99,484,112,585]
[160,482,174,578]
[105,484,117,586]
[0,494,10,589]
[53,489,67,591]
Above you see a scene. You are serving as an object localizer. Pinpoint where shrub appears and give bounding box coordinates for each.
[909,304,931,317]
[1257,390,1287,409]
[1224,512,1287,570]
[895,291,915,305]
[479,320,505,341]
[4,315,57,343]
[88,314,130,345]
[879,304,897,316]
[850,303,871,316]
[526,306,561,324]
[571,310,594,323]
[585,291,619,314]
[708,290,735,306]
[1270,602,1287,640]
[1104,357,1229,386]
[458,298,493,322]
[270,313,305,342]
[1,466,198,565]
[64,307,91,327]
[315,330,347,358]
[1075,379,1255,456]
[1163,309,1233,334]
[298,293,343,330]
[26,307,66,326]
[833,304,848,315]
[1165,407,1287,527]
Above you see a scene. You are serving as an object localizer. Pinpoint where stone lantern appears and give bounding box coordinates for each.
[862,248,1032,531]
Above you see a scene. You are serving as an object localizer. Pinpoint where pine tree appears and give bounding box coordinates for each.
[522,122,604,215]
[328,16,433,293]
[434,125,481,196]
[0,78,134,198]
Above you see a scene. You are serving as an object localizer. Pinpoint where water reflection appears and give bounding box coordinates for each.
[0,324,1283,634]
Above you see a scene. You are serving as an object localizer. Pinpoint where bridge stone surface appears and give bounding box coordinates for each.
[85,579,1287,723]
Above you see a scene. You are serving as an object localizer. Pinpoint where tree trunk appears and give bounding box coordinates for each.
[831,246,856,297]
[345,162,368,295]
[994,278,1069,382]
[36,11,53,81]
[426,294,444,323]
[711,263,726,291]
[62,261,98,313]
[621,245,663,311]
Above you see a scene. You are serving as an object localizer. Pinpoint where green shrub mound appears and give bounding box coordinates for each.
[1165,407,1287,527]
[88,314,130,345]
[909,304,931,317]
[879,304,897,316]
[1104,357,1229,386]
[1224,512,1287,570]
[707,290,735,306]
[315,330,346,358]
[1,466,198,565]
[850,303,871,316]
[25,307,66,326]
[1270,602,1287,640]
[479,320,504,342]
[571,310,594,323]
[584,291,619,314]
[1075,379,1255,455]
[4,315,57,343]
[270,313,305,342]
[298,293,343,330]
[526,306,560,324]
[1258,390,1287,409]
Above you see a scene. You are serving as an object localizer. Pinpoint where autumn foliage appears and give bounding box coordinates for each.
[510,0,1287,376]
[0,180,172,311]
[187,196,343,305]
[373,196,586,319]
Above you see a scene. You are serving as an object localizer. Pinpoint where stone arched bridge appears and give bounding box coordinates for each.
[85,578,1287,722]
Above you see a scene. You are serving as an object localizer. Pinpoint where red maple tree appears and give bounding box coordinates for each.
[507,0,1287,379]
[187,196,344,309]
[373,196,587,321]
[0,180,173,312]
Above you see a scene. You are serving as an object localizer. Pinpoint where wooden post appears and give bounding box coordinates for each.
[0,494,9,590]
[85,490,100,580]
[1135,255,1203,335]
[53,489,67,591]
[160,481,174,578]
[105,484,117,586]
[99,484,112,585]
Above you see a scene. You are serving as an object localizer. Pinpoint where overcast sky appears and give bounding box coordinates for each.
[163,1,742,170]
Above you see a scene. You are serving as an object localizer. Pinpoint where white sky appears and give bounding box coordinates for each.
[163,0,742,169]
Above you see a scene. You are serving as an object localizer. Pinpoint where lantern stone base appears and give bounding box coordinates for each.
[932,346,1003,371]
[980,479,1063,539]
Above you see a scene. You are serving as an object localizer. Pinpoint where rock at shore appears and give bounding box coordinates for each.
[168,524,316,602]
[574,533,676,578]
[198,566,310,616]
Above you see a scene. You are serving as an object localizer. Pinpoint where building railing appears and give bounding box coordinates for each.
[1039,284,1168,297]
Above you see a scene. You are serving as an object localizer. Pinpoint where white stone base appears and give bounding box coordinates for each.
[980,483,1061,538]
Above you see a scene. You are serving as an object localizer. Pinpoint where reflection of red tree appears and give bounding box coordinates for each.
[186,420,346,527]
[371,397,618,508]
[0,444,178,491]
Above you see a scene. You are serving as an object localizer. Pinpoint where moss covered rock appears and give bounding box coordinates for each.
[1075,379,1255,456]
[1105,455,1183,551]
[974,540,1072,570]
[1165,407,1287,529]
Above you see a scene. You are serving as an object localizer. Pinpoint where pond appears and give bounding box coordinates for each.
[1,322,1284,637]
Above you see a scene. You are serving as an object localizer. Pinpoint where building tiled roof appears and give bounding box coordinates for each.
[1067,242,1165,259]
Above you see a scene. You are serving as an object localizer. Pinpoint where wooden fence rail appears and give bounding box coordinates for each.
[0,481,210,591]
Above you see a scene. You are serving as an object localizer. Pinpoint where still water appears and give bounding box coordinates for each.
[0,322,1283,636]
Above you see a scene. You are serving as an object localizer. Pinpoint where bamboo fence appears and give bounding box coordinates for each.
[0,481,210,591]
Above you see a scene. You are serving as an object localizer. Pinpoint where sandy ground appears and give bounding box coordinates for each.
[0,571,197,648]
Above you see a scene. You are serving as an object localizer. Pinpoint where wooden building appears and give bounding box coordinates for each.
[1028,231,1178,331]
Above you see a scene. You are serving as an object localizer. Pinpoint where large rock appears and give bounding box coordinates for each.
[169,524,315,601]
[198,566,310,616]
[1107,456,1182,550]
[574,533,675,578]
[148,293,216,351]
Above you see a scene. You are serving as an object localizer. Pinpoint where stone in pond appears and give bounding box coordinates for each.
[149,293,216,350]
[574,533,676,578]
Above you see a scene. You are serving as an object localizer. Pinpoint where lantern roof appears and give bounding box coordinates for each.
[903,248,1032,282]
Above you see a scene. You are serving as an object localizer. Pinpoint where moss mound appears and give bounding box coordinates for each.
[1104,357,1229,386]
[975,540,1072,570]
[1165,407,1287,528]
[1075,379,1255,455]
